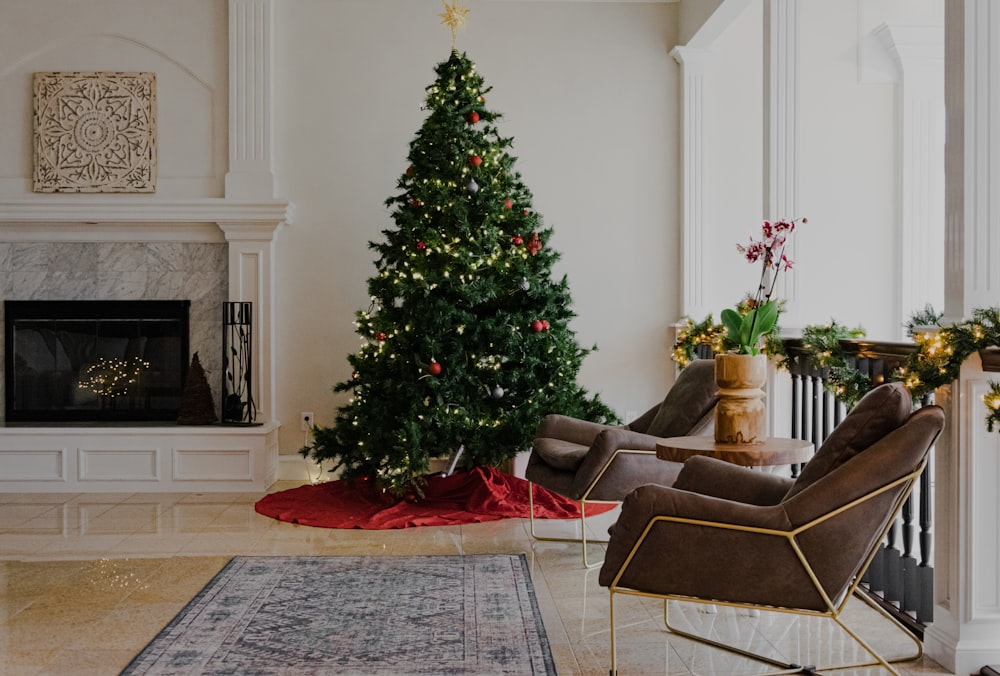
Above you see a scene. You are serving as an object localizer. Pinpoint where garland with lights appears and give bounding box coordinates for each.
[674,306,1000,433]
[673,297,786,369]
[301,49,616,495]
[796,321,870,407]
[987,381,1000,432]
[671,314,725,368]
[901,308,1000,431]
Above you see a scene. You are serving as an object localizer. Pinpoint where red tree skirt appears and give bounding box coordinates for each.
[254,466,616,529]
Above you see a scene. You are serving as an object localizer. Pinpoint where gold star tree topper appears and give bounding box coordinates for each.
[439,0,470,47]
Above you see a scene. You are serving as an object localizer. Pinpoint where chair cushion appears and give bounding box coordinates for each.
[643,359,718,438]
[531,437,590,472]
[784,382,912,500]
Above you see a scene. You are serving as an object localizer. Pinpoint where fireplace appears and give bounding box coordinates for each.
[5,300,190,423]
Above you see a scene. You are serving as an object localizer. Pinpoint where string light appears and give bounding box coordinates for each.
[78,357,150,398]
[986,382,1000,432]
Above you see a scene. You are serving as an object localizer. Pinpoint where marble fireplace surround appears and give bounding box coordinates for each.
[0,242,228,423]
[0,211,288,493]
[0,0,291,491]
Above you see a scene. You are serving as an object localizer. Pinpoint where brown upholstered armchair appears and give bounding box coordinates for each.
[598,382,944,675]
[526,358,718,567]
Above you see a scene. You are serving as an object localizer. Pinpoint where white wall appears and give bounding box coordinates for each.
[796,2,898,338]
[273,0,681,449]
[691,0,943,342]
[701,0,764,317]
[0,0,228,198]
[0,0,944,459]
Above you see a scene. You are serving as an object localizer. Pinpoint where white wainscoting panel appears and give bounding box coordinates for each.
[80,448,160,483]
[0,448,65,481]
[0,423,278,492]
[174,448,253,481]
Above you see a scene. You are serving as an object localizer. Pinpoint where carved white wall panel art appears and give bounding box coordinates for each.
[33,71,157,193]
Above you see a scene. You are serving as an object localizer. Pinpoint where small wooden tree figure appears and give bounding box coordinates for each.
[177,352,217,425]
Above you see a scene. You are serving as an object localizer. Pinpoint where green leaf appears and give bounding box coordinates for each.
[720,308,743,339]
[751,301,780,341]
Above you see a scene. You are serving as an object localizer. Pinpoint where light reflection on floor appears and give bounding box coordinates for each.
[0,482,954,675]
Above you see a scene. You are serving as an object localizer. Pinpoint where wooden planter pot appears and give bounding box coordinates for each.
[714,353,767,444]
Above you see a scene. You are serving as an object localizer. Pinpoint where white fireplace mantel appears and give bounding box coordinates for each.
[0,197,291,241]
[0,201,290,493]
[0,0,291,493]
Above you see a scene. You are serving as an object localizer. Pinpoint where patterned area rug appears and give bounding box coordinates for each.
[121,555,556,675]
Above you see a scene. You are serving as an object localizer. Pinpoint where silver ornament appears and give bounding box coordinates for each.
[491,386,505,399]
[519,277,530,291]
[466,179,479,194]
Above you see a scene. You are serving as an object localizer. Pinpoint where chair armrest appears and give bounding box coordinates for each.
[571,428,661,492]
[611,482,793,538]
[534,414,618,448]
[599,484,803,604]
[672,455,793,506]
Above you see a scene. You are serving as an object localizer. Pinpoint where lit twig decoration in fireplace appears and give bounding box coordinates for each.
[78,357,151,401]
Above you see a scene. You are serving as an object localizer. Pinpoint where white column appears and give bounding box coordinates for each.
[760,0,800,438]
[923,2,1000,673]
[875,24,945,339]
[670,46,712,320]
[943,0,1000,321]
[226,0,276,199]
[762,0,800,314]
[218,221,283,425]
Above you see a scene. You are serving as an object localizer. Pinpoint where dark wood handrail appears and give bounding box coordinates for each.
[782,337,917,364]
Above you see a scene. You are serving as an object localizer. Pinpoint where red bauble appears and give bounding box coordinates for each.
[531,320,544,333]
[406,166,414,176]
[376,332,387,341]
[467,111,480,124]
[469,155,483,167]
[541,320,550,330]
[416,241,426,251]
[504,198,512,210]
[428,361,443,376]
[410,199,422,207]
[512,235,524,246]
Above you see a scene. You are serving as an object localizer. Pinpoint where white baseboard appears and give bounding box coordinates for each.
[278,453,341,483]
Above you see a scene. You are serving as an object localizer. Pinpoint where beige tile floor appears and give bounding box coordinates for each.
[0,481,954,675]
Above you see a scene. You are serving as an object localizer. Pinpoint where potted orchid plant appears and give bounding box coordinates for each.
[721,218,802,355]
[714,218,803,444]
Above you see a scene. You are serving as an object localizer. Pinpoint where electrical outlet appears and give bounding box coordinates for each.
[301,412,314,431]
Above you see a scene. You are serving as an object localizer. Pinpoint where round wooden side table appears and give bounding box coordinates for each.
[655,436,814,468]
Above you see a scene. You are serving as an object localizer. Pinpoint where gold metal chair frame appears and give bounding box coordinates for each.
[527,448,652,568]
[605,460,926,675]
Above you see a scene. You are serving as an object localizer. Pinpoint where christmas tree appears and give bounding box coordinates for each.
[302,49,617,494]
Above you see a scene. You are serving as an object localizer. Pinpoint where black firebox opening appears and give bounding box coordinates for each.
[5,300,190,423]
